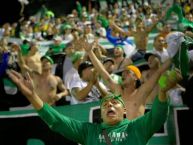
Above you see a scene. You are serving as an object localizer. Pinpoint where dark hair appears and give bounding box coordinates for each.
[78,61,93,77]
[23,39,30,44]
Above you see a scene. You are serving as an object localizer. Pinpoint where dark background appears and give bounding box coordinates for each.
[0,116,78,145]
[0,0,89,25]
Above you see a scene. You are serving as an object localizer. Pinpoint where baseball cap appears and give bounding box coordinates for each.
[41,55,54,64]
[114,65,142,79]
[125,65,142,79]
[78,61,93,77]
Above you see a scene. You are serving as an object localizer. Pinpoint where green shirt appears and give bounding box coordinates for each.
[20,44,30,56]
[50,43,66,54]
[38,97,168,145]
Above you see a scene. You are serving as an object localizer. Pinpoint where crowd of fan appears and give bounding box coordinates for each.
[0,0,193,120]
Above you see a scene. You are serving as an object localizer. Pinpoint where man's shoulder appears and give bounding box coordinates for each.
[65,68,80,81]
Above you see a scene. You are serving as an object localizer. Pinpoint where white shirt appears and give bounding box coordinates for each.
[96,27,107,37]
[153,48,170,63]
[63,56,73,81]
[64,67,100,105]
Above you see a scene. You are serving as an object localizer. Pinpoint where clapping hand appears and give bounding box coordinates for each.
[83,38,99,52]
[89,69,98,85]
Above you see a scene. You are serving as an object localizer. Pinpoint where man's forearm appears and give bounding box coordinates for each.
[95,81,108,98]
[73,82,94,101]
[25,91,44,110]
[88,50,112,82]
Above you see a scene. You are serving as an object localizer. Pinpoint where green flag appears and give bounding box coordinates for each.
[165,3,193,29]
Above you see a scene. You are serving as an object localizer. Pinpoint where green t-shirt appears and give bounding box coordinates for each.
[50,43,66,54]
[20,44,30,56]
[38,97,168,145]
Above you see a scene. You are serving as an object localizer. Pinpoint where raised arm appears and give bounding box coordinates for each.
[6,70,88,144]
[109,20,132,37]
[145,20,159,33]
[6,70,43,110]
[86,42,121,93]
[145,10,166,33]
[17,45,33,73]
[135,69,182,141]
[94,72,109,98]
[138,59,172,101]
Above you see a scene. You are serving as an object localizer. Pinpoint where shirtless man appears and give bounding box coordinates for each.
[141,52,161,104]
[112,45,133,72]
[14,42,68,105]
[110,17,161,61]
[86,42,172,120]
[34,56,68,105]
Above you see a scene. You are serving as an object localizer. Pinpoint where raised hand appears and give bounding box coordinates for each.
[6,70,34,97]
[83,39,96,52]
[109,19,115,28]
[159,69,182,92]
[88,69,97,85]
[6,69,43,109]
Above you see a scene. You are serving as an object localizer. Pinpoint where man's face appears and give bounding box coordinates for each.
[65,45,74,55]
[101,98,126,125]
[122,70,136,86]
[136,21,144,29]
[81,66,93,81]
[30,43,39,52]
[41,59,52,70]
[114,47,123,57]
[154,36,165,51]
[163,24,171,33]
[84,25,92,34]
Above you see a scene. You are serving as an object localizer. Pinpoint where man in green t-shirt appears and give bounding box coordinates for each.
[6,69,181,145]
[47,36,66,55]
